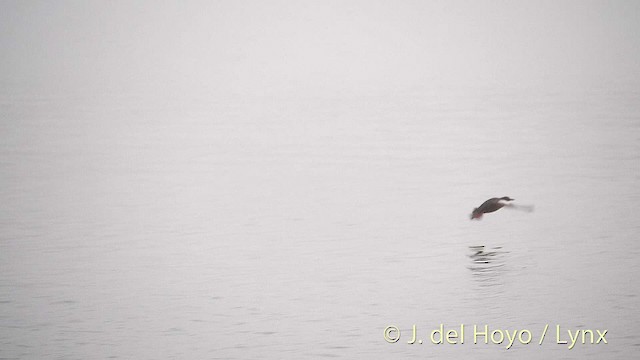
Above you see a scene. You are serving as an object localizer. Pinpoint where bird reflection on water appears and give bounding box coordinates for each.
[468,245,509,290]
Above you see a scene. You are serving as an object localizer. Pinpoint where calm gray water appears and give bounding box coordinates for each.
[1,84,639,359]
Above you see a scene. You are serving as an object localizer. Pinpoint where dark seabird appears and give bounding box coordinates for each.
[470,197,514,220]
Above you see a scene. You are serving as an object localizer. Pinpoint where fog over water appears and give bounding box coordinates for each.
[1,1,639,359]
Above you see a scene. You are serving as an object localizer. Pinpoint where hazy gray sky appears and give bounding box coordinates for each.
[1,0,639,96]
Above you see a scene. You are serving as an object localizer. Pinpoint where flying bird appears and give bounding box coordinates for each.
[470,197,514,220]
